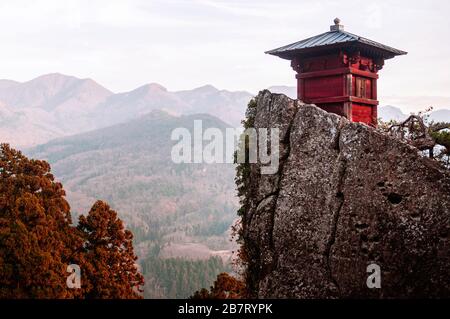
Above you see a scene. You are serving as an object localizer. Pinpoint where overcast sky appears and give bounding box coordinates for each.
[0,0,449,110]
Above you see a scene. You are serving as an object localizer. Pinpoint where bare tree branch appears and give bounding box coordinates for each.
[429,122,450,132]
[388,115,435,151]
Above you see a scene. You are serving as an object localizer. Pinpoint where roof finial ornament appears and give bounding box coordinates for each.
[330,17,344,31]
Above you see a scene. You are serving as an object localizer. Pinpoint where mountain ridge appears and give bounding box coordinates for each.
[0,73,253,147]
[1,74,450,148]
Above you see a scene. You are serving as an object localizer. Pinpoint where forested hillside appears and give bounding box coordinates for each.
[142,256,231,298]
[27,110,238,298]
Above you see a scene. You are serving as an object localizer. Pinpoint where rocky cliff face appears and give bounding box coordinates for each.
[240,90,450,298]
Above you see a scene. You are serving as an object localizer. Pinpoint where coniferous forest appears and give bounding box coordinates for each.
[141,256,230,299]
[0,143,235,299]
[0,144,144,298]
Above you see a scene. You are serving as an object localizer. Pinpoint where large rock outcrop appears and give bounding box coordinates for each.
[241,90,450,298]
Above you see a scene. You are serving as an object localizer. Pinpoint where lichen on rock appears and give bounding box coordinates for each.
[238,90,450,298]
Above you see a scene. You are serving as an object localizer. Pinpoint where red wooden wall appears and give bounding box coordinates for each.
[293,51,380,126]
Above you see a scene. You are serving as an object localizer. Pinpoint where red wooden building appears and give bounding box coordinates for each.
[266,18,407,126]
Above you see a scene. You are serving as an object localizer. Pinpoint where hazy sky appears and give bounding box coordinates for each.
[1,0,449,109]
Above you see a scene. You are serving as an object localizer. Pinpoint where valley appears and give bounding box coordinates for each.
[2,73,450,297]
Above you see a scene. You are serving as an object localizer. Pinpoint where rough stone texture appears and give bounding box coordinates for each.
[242,90,450,298]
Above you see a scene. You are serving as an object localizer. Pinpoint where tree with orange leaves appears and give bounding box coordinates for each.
[191,273,245,299]
[0,144,144,299]
[0,144,81,298]
[77,201,144,298]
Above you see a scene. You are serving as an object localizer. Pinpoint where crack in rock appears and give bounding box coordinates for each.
[268,100,300,250]
[324,154,347,296]
[242,91,450,298]
[257,99,300,293]
[323,119,348,296]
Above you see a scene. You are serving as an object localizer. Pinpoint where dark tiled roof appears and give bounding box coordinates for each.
[266,30,407,59]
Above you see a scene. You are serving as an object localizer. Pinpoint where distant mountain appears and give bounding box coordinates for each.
[0,102,65,147]
[92,83,188,128]
[429,109,450,123]
[174,85,252,126]
[383,95,450,115]
[378,105,450,123]
[0,74,253,148]
[0,73,113,111]
[378,105,409,122]
[92,83,252,130]
[27,110,238,259]
[0,79,19,89]
[2,74,449,149]
[0,73,114,146]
